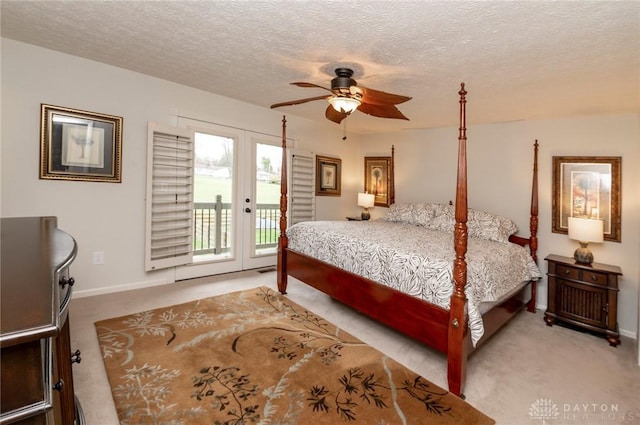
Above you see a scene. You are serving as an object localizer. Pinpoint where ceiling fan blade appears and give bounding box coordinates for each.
[291,82,333,92]
[357,102,410,120]
[325,105,348,124]
[270,95,330,109]
[356,86,412,106]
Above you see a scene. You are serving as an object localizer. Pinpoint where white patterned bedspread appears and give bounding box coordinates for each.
[287,220,541,346]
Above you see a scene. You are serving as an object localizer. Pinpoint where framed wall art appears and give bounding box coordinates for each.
[552,156,621,242]
[364,155,394,207]
[40,104,123,183]
[315,155,341,196]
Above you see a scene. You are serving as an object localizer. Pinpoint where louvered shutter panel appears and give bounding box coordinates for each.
[290,152,315,224]
[145,123,194,271]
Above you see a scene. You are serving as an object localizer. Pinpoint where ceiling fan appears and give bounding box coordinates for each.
[270,68,412,124]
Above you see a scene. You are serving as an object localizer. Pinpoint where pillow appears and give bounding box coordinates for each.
[467,209,518,243]
[383,203,518,243]
[381,203,438,226]
[420,204,518,243]
[428,204,456,232]
[380,203,411,223]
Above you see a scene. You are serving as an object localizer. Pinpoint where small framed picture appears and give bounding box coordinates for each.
[40,104,123,182]
[552,156,621,242]
[315,155,341,196]
[364,156,394,207]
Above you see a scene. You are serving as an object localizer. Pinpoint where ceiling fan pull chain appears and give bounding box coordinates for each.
[342,118,347,141]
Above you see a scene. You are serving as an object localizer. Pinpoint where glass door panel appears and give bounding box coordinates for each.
[242,134,281,268]
[192,132,235,260]
[175,123,243,280]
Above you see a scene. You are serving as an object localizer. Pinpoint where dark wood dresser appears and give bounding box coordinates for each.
[1,217,85,425]
[544,254,622,346]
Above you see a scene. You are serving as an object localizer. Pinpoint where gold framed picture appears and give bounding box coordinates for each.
[315,155,341,196]
[552,156,621,242]
[364,156,393,207]
[40,104,123,183]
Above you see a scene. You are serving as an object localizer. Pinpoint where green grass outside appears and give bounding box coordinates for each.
[194,175,280,203]
[193,175,281,249]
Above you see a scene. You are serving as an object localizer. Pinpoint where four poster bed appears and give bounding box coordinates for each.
[275,83,540,398]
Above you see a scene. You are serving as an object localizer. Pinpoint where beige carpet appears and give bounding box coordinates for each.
[71,270,640,425]
[95,286,494,424]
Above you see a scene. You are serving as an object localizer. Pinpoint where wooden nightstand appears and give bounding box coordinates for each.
[544,254,622,346]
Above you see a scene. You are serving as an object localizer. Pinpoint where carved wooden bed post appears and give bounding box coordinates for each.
[277,115,289,294]
[390,145,395,205]
[527,140,539,312]
[447,83,469,398]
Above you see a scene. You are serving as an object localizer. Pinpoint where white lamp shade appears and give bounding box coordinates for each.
[329,96,361,113]
[568,217,604,243]
[357,193,375,208]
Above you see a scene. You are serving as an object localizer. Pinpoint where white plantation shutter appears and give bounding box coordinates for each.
[290,152,315,224]
[145,122,194,271]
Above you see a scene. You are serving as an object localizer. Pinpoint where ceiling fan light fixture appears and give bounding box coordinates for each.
[328,96,361,114]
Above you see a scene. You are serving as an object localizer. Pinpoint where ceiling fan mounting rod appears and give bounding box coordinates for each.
[331,67,357,91]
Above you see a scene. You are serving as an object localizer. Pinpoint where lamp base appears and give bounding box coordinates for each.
[361,208,370,220]
[574,242,593,265]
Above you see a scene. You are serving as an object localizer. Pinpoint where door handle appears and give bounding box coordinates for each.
[245,208,251,213]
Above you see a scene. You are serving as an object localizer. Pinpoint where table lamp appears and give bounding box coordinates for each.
[568,217,603,265]
[357,193,375,220]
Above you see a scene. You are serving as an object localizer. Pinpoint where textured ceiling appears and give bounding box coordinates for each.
[2,0,639,134]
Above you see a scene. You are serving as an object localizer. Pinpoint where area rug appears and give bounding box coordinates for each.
[95,286,494,424]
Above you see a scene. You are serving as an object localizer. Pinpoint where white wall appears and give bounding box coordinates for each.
[363,114,640,340]
[2,39,639,345]
[1,39,362,295]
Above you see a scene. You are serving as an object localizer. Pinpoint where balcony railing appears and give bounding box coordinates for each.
[193,195,280,255]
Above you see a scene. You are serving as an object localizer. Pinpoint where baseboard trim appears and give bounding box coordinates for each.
[536,302,637,341]
[73,278,170,299]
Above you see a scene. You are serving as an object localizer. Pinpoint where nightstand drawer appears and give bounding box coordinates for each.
[583,270,608,286]
[556,264,579,280]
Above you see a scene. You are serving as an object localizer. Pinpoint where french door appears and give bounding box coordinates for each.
[173,121,282,280]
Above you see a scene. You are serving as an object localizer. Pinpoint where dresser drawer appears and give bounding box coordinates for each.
[555,264,608,286]
[0,338,53,424]
[582,270,608,286]
[556,264,579,280]
[7,414,48,425]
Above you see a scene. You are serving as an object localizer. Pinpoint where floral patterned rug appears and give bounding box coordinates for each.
[95,286,494,424]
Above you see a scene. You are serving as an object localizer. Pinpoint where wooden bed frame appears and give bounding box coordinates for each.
[276,83,539,398]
